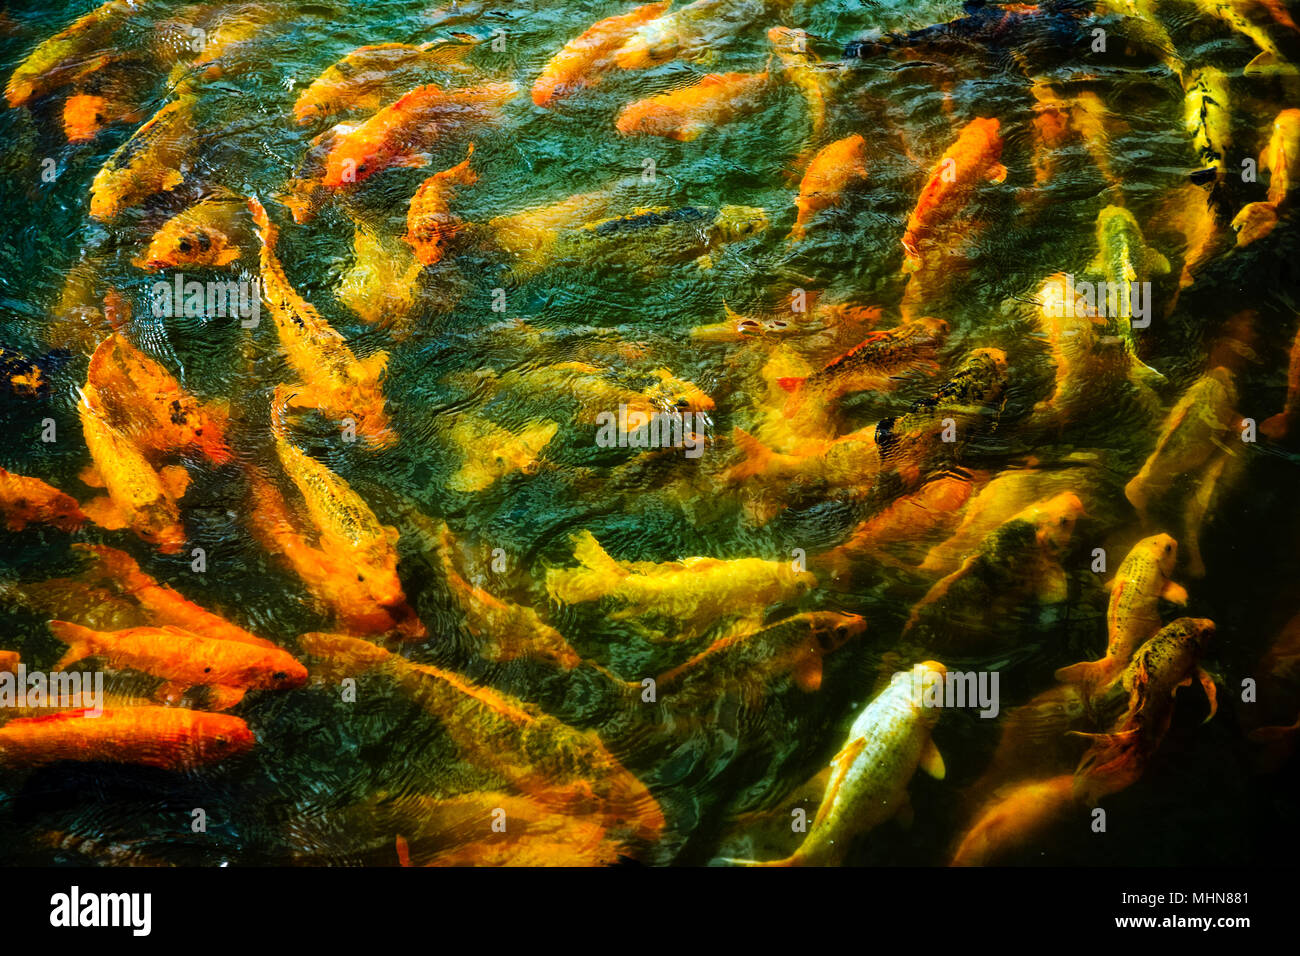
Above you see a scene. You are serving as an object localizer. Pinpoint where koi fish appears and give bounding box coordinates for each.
[248,196,394,446]
[615,70,770,141]
[89,95,195,220]
[73,544,278,650]
[446,416,558,492]
[533,2,670,107]
[86,333,231,465]
[727,661,947,865]
[404,144,476,265]
[293,39,479,125]
[299,632,664,842]
[546,531,815,640]
[49,619,306,710]
[789,133,869,241]
[0,706,255,770]
[0,469,87,532]
[901,117,1006,267]
[950,775,1077,866]
[133,189,250,271]
[77,385,188,554]
[1055,533,1186,692]
[4,0,139,107]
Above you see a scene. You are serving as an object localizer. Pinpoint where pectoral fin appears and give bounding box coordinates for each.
[155,680,190,705]
[793,655,823,692]
[986,162,1008,184]
[919,736,946,780]
[1197,667,1217,722]
[82,495,128,530]
[207,685,247,710]
[78,465,106,488]
[159,464,191,500]
[1161,581,1189,604]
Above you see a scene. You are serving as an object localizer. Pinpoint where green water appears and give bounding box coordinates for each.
[1,0,1300,866]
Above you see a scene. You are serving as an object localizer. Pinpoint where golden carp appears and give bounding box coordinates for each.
[655,611,867,703]
[1055,533,1186,692]
[77,385,188,554]
[404,144,476,265]
[86,333,232,465]
[1183,67,1231,185]
[246,472,425,639]
[74,544,278,650]
[1074,617,1216,800]
[4,0,138,107]
[903,492,1084,645]
[727,661,947,865]
[789,133,869,240]
[1232,108,1300,246]
[614,0,779,69]
[293,39,478,125]
[1192,0,1291,74]
[446,416,558,492]
[89,95,195,220]
[248,197,394,446]
[319,81,515,188]
[1124,367,1238,523]
[0,706,255,770]
[436,523,583,670]
[0,469,87,532]
[546,530,815,639]
[901,117,1006,267]
[337,221,422,329]
[950,775,1076,866]
[532,2,670,107]
[615,69,769,141]
[133,190,251,271]
[49,620,306,710]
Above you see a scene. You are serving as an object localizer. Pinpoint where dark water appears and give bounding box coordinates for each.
[1,0,1300,866]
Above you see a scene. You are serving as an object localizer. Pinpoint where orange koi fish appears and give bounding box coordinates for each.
[0,706,255,770]
[615,70,770,141]
[0,469,87,532]
[404,144,476,266]
[790,133,869,240]
[532,2,670,107]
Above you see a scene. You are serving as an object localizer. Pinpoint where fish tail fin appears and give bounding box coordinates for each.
[1244,50,1294,75]
[48,621,98,669]
[1054,657,1115,690]
[395,834,412,867]
[728,427,774,481]
[1073,728,1144,800]
[571,530,624,577]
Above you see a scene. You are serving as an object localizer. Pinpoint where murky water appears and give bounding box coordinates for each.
[2,0,1300,866]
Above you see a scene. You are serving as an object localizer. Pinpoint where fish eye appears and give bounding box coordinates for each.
[1164,544,1172,553]
[273,671,287,680]
[204,667,211,673]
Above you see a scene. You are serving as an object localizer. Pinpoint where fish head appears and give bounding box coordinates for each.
[615,100,677,137]
[808,611,868,654]
[1231,202,1277,248]
[644,368,715,412]
[1033,491,1084,553]
[137,506,187,555]
[268,658,310,689]
[135,220,235,271]
[970,347,1009,381]
[196,717,257,763]
[1142,532,1179,577]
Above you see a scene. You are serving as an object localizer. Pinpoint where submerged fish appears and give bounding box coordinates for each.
[133,190,251,271]
[1056,533,1187,693]
[248,197,394,446]
[615,69,770,141]
[49,619,306,710]
[294,39,479,125]
[0,706,255,770]
[77,385,188,554]
[89,95,195,220]
[0,469,87,533]
[4,0,140,108]
[950,775,1076,866]
[533,2,670,107]
[299,632,665,842]
[546,531,816,639]
[901,117,1007,268]
[727,661,947,866]
[789,133,869,241]
[446,416,558,492]
[404,144,476,266]
[86,333,232,465]
[1183,67,1231,186]
[1074,617,1216,800]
